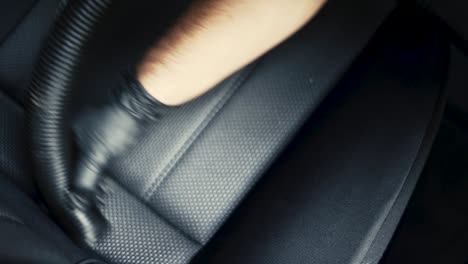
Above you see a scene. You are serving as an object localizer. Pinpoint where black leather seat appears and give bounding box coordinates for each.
[0,175,87,263]
[0,0,452,263]
[0,0,61,196]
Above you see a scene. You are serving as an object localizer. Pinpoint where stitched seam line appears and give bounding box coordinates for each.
[143,62,260,201]
[0,72,27,111]
[105,176,202,246]
[0,213,24,225]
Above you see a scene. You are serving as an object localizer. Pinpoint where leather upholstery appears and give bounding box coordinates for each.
[0,0,61,104]
[194,6,450,263]
[92,0,399,263]
[0,0,453,264]
[0,0,36,45]
[0,92,33,194]
[0,0,62,195]
[0,176,86,263]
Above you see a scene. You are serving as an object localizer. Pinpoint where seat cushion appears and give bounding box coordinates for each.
[0,176,86,263]
[0,91,33,195]
[0,0,61,104]
[0,0,36,44]
[193,5,450,264]
[84,0,397,263]
[0,1,449,264]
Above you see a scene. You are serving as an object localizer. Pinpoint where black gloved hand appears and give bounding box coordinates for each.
[70,73,171,245]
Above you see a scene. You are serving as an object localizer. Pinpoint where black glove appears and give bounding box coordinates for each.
[70,73,171,245]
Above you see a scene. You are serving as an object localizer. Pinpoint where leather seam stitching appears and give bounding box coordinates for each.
[142,62,260,201]
[0,214,24,225]
[103,178,203,247]
[0,78,26,112]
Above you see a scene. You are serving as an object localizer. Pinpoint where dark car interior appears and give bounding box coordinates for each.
[0,0,468,263]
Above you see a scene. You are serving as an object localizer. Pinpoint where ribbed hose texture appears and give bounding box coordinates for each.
[27,0,111,247]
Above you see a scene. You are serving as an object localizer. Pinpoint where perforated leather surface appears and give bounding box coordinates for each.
[106,0,396,245]
[0,176,86,263]
[0,92,33,194]
[2,1,435,264]
[91,1,397,262]
[0,0,61,104]
[0,0,63,196]
[95,180,200,264]
[194,6,450,263]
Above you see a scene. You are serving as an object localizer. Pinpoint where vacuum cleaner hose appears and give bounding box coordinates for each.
[27,0,112,247]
